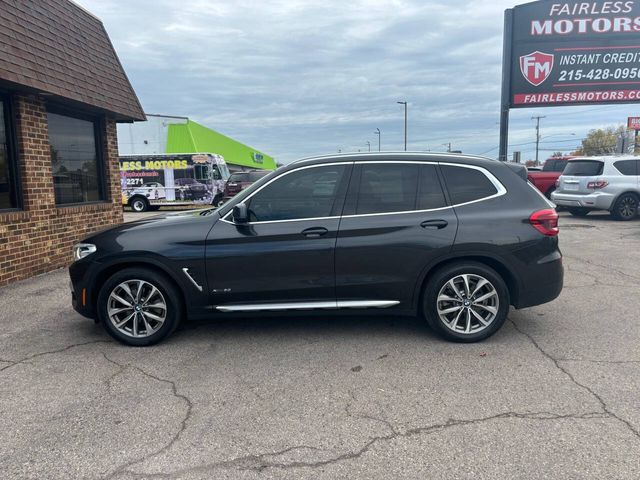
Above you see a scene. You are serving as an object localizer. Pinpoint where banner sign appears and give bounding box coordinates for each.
[505,1,640,108]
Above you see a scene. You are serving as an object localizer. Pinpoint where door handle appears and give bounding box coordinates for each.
[421,220,448,230]
[301,227,329,238]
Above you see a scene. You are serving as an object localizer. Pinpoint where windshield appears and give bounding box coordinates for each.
[563,160,604,176]
[229,173,250,182]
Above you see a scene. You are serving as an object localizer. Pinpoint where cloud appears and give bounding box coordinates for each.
[76,0,637,163]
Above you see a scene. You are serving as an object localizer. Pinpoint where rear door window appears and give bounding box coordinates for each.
[355,164,419,215]
[441,165,498,205]
[614,160,638,176]
[563,161,604,176]
[417,164,447,210]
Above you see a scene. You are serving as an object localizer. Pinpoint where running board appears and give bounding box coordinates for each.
[215,300,400,313]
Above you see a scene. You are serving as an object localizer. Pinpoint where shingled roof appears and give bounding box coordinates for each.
[0,0,145,121]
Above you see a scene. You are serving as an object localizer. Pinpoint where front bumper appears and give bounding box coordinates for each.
[69,260,98,320]
[551,191,615,210]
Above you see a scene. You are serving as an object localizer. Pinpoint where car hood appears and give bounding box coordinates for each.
[81,209,220,257]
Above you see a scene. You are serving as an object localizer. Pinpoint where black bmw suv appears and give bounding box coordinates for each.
[70,153,563,346]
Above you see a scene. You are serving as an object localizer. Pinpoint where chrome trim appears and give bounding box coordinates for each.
[221,161,507,225]
[216,301,337,312]
[337,300,400,309]
[182,268,203,292]
[216,300,400,312]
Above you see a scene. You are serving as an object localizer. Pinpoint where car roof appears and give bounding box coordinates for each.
[568,155,636,163]
[285,152,499,171]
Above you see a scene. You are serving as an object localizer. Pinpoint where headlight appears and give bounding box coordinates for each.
[73,243,97,261]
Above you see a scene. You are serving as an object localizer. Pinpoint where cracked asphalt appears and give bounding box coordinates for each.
[1,211,639,479]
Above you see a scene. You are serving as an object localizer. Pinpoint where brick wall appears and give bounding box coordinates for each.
[0,94,124,287]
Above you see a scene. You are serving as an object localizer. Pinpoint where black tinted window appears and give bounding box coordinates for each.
[563,161,604,176]
[0,98,19,209]
[47,111,103,205]
[614,160,638,176]
[249,171,269,182]
[356,164,418,215]
[229,173,249,182]
[248,165,347,222]
[441,165,498,204]
[417,165,447,210]
[543,159,567,172]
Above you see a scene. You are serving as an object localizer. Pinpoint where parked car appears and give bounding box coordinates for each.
[223,170,272,202]
[552,156,639,221]
[528,156,573,198]
[70,153,563,346]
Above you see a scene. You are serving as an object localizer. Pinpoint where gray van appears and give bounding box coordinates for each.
[552,156,639,221]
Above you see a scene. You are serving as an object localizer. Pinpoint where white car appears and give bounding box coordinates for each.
[552,156,639,221]
[132,182,166,200]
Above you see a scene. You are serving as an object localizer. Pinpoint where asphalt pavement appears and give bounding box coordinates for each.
[1,211,639,479]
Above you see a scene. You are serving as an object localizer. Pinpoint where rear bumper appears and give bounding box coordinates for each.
[514,253,564,309]
[551,191,615,210]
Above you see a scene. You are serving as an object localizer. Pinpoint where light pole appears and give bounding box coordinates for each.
[532,116,546,165]
[397,101,407,151]
[366,141,371,152]
[374,128,381,152]
[442,142,452,152]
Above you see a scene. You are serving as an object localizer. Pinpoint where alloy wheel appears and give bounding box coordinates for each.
[436,274,499,335]
[618,196,638,219]
[107,280,167,338]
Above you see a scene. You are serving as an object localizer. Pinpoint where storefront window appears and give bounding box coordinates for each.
[0,97,19,210]
[47,110,104,205]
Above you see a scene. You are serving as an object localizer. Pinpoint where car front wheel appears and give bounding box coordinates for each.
[97,268,182,346]
[423,262,510,343]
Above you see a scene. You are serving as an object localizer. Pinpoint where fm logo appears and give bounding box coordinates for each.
[520,51,554,86]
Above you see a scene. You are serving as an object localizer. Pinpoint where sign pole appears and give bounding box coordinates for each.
[499,9,513,162]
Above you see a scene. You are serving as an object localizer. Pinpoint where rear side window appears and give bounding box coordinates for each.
[614,160,638,176]
[229,173,249,182]
[563,161,604,176]
[417,164,447,210]
[249,171,269,182]
[356,164,418,214]
[441,165,498,205]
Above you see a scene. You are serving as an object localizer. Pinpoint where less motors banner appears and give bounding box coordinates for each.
[507,1,640,108]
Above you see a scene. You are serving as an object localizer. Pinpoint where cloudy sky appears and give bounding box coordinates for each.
[77,0,639,164]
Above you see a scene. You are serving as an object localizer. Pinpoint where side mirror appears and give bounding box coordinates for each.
[233,203,249,224]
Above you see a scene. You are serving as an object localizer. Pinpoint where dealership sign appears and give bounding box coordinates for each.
[629,116,640,129]
[503,1,640,108]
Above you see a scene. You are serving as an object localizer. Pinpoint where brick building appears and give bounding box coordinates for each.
[0,0,145,287]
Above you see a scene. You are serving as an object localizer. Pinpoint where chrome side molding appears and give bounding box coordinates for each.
[215,300,399,313]
[182,268,203,292]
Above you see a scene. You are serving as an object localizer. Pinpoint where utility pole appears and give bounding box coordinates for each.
[366,141,371,152]
[374,128,381,152]
[397,101,408,151]
[443,142,452,152]
[532,116,546,165]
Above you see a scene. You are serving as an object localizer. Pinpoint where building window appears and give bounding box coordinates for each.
[47,109,105,205]
[0,95,19,210]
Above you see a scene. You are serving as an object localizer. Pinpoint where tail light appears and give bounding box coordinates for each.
[587,180,608,189]
[529,209,559,237]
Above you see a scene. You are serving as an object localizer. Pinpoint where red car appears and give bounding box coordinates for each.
[527,156,573,198]
[223,170,272,202]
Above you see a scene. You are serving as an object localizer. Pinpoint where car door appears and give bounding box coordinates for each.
[205,163,353,311]
[335,161,458,310]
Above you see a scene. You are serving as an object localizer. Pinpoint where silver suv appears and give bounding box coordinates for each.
[552,156,639,221]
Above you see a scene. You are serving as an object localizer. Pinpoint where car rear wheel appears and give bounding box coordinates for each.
[568,207,590,217]
[423,262,510,343]
[97,268,182,346]
[611,193,638,221]
[130,197,149,213]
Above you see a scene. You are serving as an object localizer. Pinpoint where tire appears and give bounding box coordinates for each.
[212,194,224,208]
[422,262,510,343]
[568,207,590,217]
[130,197,149,213]
[610,193,638,221]
[97,267,183,346]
